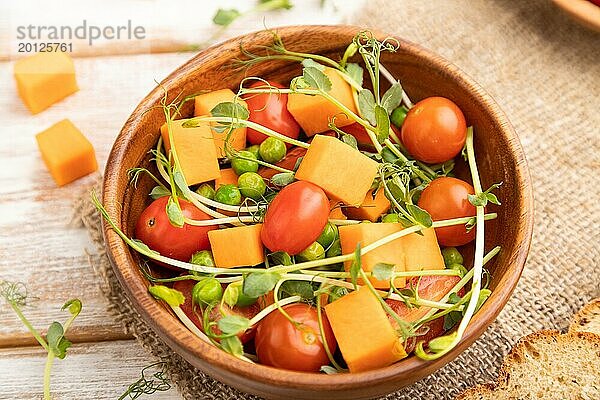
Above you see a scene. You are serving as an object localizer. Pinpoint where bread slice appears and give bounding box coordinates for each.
[569,298,600,335]
[456,330,600,400]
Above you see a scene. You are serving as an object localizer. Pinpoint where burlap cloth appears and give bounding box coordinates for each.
[75,0,600,398]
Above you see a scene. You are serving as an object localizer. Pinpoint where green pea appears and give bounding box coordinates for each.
[237,172,267,200]
[190,250,215,267]
[192,278,223,306]
[442,247,464,267]
[259,137,287,163]
[245,145,261,160]
[236,290,258,307]
[214,184,242,206]
[329,286,348,303]
[326,239,342,258]
[390,105,409,127]
[316,222,338,249]
[231,150,259,175]
[296,242,325,262]
[381,213,400,223]
[449,263,468,277]
[195,183,215,200]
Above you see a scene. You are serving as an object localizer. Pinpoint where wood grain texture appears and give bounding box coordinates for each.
[0,340,180,400]
[0,52,189,347]
[102,25,534,400]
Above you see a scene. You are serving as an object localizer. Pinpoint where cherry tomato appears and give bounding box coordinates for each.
[417,177,477,246]
[255,303,336,372]
[400,97,467,163]
[261,181,329,255]
[134,196,215,262]
[243,80,300,146]
[173,279,261,344]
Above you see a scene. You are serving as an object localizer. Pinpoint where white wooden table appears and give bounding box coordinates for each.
[0,1,363,398]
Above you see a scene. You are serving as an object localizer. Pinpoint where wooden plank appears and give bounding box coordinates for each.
[0,53,190,346]
[0,340,181,399]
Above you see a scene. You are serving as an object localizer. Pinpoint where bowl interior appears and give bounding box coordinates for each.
[103,25,533,399]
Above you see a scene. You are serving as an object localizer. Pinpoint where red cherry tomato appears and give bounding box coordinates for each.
[172,279,261,344]
[255,303,336,372]
[418,177,477,246]
[135,197,215,262]
[261,181,329,255]
[400,97,467,163]
[243,80,300,146]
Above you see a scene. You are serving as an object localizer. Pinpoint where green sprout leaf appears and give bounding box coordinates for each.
[217,315,251,336]
[243,271,282,298]
[349,243,362,289]
[61,299,82,317]
[212,8,241,27]
[271,172,295,187]
[222,283,240,308]
[406,204,433,228]
[148,285,185,308]
[381,83,403,114]
[427,332,457,353]
[166,197,184,228]
[340,42,358,68]
[172,169,189,197]
[357,89,376,125]
[301,58,325,71]
[268,251,294,266]
[372,263,395,281]
[149,185,170,200]
[211,102,250,127]
[131,239,160,256]
[302,66,332,92]
[220,335,243,357]
[341,133,358,149]
[468,182,502,207]
[374,105,390,143]
[345,63,363,87]
[281,281,315,300]
[475,288,492,312]
[47,322,71,360]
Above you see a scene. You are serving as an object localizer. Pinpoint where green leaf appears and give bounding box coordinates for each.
[302,66,332,92]
[381,147,398,162]
[173,169,189,196]
[486,192,501,205]
[47,321,71,359]
[149,185,170,200]
[166,197,185,228]
[345,63,363,87]
[210,102,250,131]
[427,332,456,353]
[301,58,325,71]
[61,299,82,317]
[212,8,241,26]
[220,335,243,357]
[340,42,358,68]
[217,315,251,336]
[268,251,293,266]
[148,285,185,308]
[467,193,488,207]
[465,217,476,233]
[271,172,295,187]
[374,105,390,143]
[349,243,362,289]
[381,83,403,114]
[475,288,492,312]
[407,204,432,228]
[372,263,395,281]
[243,271,281,298]
[357,89,376,125]
[131,239,160,256]
[341,133,358,149]
[281,281,315,300]
[222,284,239,308]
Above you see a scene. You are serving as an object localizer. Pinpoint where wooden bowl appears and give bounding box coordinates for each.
[102,25,534,399]
[553,0,600,32]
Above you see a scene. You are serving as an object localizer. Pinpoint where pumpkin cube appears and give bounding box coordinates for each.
[208,224,264,268]
[344,188,391,222]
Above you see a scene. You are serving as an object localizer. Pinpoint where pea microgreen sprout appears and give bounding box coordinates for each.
[0,280,82,400]
[118,361,171,400]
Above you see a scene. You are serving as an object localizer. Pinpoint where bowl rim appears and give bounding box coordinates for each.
[102,24,534,393]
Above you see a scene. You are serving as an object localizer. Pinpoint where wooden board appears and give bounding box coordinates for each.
[0,340,180,399]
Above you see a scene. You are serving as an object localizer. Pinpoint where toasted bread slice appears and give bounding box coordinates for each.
[456,330,600,400]
[569,298,600,335]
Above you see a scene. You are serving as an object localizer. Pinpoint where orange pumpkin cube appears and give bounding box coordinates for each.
[344,189,391,222]
[14,52,78,114]
[325,288,407,372]
[295,135,379,206]
[160,119,221,186]
[35,119,97,186]
[287,67,358,136]
[208,224,264,268]
[194,89,247,157]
